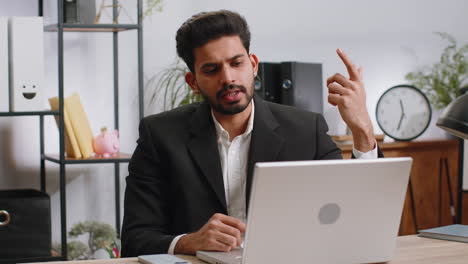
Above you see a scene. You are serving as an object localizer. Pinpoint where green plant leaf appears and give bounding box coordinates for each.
[405,32,468,109]
[67,221,119,260]
[143,0,164,18]
[144,58,203,112]
[67,241,90,260]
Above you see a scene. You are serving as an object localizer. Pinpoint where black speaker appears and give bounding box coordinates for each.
[78,0,97,24]
[255,62,281,103]
[64,0,96,24]
[281,62,323,114]
[0,189,51,258]
[64,0,78,23]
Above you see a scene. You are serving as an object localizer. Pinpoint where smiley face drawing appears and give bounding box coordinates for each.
[21,83,38,100]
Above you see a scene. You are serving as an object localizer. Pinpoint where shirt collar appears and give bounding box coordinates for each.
[211,100,255,141]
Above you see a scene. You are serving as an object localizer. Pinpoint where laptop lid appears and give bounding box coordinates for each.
[241,157,412,264]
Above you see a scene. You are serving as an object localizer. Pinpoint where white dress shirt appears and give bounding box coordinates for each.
[212,102,255,222]
[168,102,377,254]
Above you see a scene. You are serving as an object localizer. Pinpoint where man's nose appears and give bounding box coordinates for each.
[220,67,235,85]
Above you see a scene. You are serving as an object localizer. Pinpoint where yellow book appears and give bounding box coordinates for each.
[48,96,82,158]
[65,93,94,158]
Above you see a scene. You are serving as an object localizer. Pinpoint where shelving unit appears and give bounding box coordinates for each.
[44,0,144,260]
[0,1,144,262]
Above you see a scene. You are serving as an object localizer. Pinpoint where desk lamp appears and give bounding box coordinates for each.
[436,87,468,223]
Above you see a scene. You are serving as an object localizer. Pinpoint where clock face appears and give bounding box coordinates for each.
[376,85,432,141]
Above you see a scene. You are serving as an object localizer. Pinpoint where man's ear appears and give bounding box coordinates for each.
[249,53,259,77]
[185,72,200,94]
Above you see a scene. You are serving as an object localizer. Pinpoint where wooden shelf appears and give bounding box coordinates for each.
[44,23,139,32]
[332,134,385,144]
[337,139,459,152]
[43,152,132,164]
[0,111,59,117]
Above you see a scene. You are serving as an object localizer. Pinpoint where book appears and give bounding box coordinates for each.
[65,93,94,158]
[48,96,82,158]
[418,224,468,243]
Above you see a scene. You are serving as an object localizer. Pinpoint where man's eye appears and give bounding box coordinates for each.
[203,67,218,74]
[232,61,242,66]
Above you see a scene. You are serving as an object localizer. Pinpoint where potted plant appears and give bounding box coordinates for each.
[144,58,203,112]
[405,32,468,110]
[53,221,121,260]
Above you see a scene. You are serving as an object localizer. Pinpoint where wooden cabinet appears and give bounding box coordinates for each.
[338,139,467,235]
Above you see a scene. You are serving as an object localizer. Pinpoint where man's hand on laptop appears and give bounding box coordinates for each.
[174,213,246,255]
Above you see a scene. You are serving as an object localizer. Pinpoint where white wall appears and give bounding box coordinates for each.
[179,0,468,140]
[1,0,467,246]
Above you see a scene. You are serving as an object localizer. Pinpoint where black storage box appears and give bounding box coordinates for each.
[0,189,51,258]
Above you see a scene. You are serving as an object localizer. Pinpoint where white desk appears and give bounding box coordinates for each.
[35,235,468,264]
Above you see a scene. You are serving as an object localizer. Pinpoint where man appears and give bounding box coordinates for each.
[122,10,379,256]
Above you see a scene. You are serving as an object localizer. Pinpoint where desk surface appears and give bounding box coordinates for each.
[37,235,468,264]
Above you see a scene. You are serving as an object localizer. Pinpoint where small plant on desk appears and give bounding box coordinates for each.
[54,221,120,260]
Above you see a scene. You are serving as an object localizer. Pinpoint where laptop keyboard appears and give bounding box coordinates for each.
[224,248,243,264]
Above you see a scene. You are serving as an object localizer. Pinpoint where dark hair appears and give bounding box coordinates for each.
[176,10,251,72]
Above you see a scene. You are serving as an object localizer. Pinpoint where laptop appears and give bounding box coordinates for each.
[197,157,412,264]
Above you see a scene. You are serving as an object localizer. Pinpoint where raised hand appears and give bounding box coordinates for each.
[327,49,375,152]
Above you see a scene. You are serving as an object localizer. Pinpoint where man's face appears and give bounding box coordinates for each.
[186,35,258,115]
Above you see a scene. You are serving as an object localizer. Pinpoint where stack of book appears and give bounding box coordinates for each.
[49,93,94,158]
[419,224,468,243]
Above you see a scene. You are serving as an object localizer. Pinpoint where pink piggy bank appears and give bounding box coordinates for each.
[93,127,120,158]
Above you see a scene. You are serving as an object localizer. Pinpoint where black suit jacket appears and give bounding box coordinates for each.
[122,96,354,256]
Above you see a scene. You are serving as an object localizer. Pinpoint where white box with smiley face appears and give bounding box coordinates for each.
[0,17,8,112]
[8,16,45,112]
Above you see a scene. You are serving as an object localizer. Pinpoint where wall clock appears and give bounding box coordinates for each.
[376,85,432,141]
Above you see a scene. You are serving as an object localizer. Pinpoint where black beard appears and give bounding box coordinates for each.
[199,81,254,115]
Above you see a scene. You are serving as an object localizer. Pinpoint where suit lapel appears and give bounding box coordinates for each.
[187,102,227,211]
[246,97,285,205]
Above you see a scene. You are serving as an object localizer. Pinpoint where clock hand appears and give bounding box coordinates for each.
[397,114,404,130]
[400,99,405,115]
[397,99,406,130]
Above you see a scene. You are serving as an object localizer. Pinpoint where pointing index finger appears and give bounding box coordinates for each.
[337,48,360,81]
